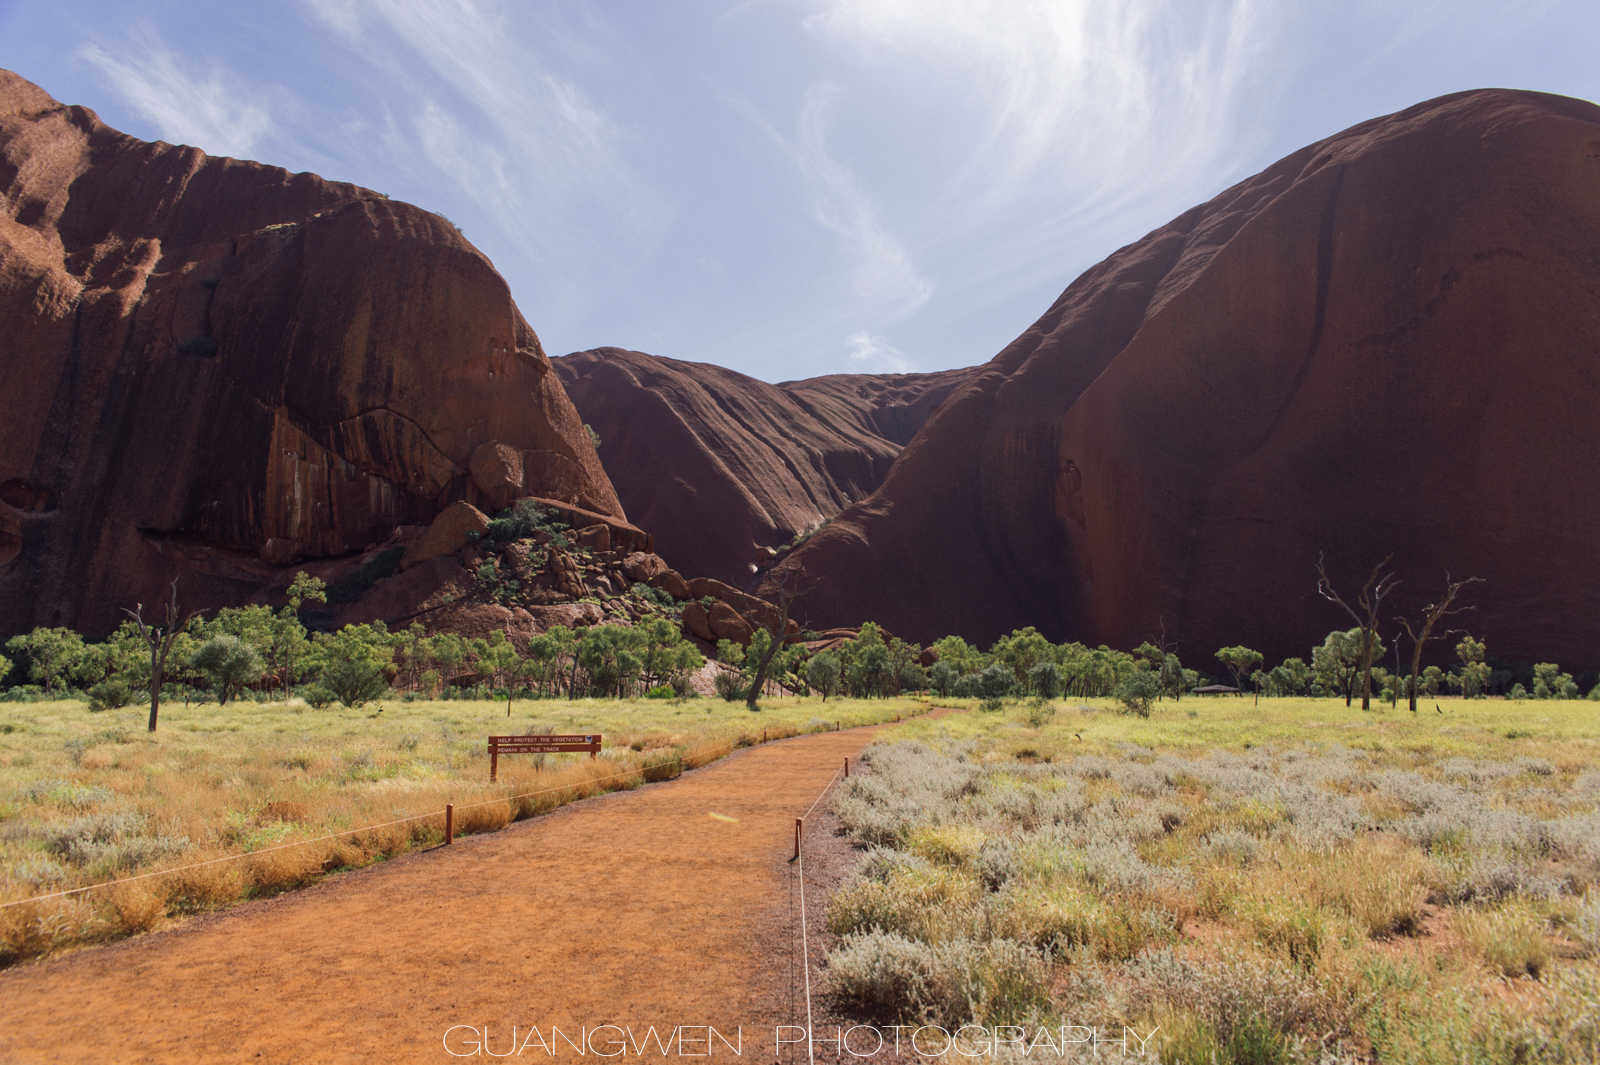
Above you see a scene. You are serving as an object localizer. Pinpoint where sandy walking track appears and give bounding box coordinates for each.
[1,727,883,1064]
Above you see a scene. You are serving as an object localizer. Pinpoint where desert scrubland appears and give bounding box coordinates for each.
[822,697,1600,1062]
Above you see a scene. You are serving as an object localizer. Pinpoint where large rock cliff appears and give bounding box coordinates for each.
[552,348,973,586]
[0,70,623,635]
[767,89,1600,669]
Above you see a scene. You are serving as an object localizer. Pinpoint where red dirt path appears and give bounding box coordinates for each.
[0,726,890,1064]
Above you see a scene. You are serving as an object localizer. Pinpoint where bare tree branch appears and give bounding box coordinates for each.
[122,579,203,732]
[1316,553,1399,710]
[1396,573,1483,713]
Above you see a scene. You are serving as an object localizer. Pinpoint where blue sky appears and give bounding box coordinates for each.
[3,1,1596,382]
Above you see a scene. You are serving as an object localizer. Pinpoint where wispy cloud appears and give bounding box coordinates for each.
[843,330,914,373]
[792,84,932,315]
[79,33,290,159]
[305,0,660,284]
[801,0,1280,331]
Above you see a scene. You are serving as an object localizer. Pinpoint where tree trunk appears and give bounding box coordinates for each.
[745,638,783,711]
[148,647,162,732]
[1359,629,1375,710]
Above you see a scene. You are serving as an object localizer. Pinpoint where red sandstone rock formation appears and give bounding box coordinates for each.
[0,70,622,636]
[551,347,973,586]
[768,89,1600,670]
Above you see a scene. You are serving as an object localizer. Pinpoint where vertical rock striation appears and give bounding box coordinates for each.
[768,89,1600,669]
[0,70,621,635]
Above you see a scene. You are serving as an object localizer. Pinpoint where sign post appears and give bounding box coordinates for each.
[487,734,602,782]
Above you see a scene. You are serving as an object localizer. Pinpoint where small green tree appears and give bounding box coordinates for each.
[1531,662,1578,700]
[806,652,842,701]
[1028,660,1062,700]
[1114,670,1160,717]
[1313,628,1382,706]
[309,624,394,708]
[5,627,87,694]
[1215,647,1263,696]
[1455,636,1491,698]
[974,662,1014,712]
[189,635,264,704]
[930,635,985,676]
[991,627,1053,689]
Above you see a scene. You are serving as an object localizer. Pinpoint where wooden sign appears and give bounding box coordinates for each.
[488,734,601,781]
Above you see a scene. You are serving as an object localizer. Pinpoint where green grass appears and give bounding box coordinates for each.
[0,692,924,962]
[894,693,1600,769]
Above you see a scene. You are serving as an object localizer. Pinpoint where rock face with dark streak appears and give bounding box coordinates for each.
[768,89,1600,670]
[552,347,974,586]
[0,71,622,636]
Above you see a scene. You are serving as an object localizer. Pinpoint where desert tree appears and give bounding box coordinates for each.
[744,571,811,709]
[4,626,87,695]
[1394,573,1482,713]
[1454,635,1492,697]
[1215,646,1264,699]
[806,651,842,701]
[122,580,204,731]
[1313,628,1382,706]
[190,634,264,705]
[1316,553,1399,710]
[281,572,327,696]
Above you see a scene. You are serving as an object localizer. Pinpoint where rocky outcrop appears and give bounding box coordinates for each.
[0,70,622,636]
[400,502,490,571]
[551,347,974,586]
[768,89,1600,670]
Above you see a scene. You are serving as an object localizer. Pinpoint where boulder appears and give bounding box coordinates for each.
[706,601,754,646]
[621,551,668,583]
[332,556,475,630]
[685,577,785,633]
[400,502,489,571]
[648,568,692,601]
[468,443,591,514]
[682,601,714,642]
[526,602,603,631]
[574,525,611,551]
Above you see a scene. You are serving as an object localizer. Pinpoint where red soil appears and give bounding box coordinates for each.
[0,726,889,1063]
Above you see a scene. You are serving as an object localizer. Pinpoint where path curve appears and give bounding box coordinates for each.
[1,726,883,1064]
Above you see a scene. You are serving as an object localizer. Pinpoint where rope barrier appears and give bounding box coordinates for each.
[1,736,754,912]
[792,735,877,1065]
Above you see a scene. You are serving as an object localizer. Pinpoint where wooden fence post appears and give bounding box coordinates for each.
[844,756,849,778]
[445,804,454,845]
[794,817,802,861]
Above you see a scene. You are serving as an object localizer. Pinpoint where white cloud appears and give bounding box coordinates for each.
[793,85,932,315]
[304,0,658,280]
[802,0,1280,315]
[843,330,913,373]
[79,34,289,159]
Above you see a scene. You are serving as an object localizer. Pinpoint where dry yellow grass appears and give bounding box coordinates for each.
[0,692,925,963]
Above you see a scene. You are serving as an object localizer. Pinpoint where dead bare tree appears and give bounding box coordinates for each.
[123,580,203,732]
[744,571,812,710]
[1317,553,1399,711]
[1396,574,1483,714]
